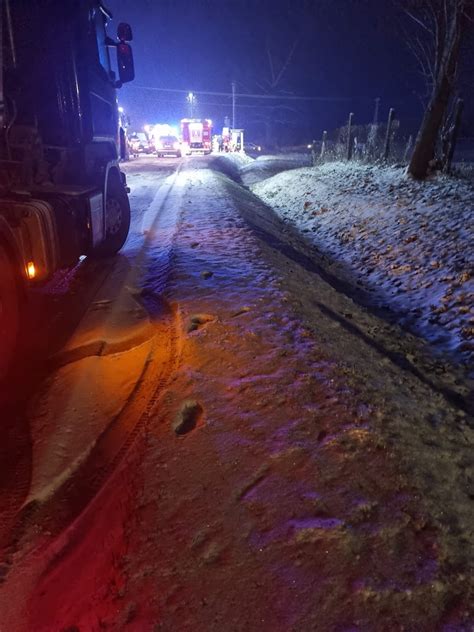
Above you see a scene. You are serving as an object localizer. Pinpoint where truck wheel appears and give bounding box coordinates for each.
[0,244,21,381]
[93,184,131,257]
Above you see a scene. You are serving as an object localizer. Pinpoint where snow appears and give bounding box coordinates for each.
[26,340,152,504]
[217,151,253,168]
[2,156,473,630]
[114,159,471,630]
[251,160,474,370]
[241,153,311,186]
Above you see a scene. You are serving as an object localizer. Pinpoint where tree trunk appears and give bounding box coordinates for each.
[264,119,273,148]
[408,5,464,180]
[264,110,281,150]
[408,77,452,178]
[443,97,464,173]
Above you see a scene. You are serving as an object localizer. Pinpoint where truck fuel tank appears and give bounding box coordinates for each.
[0,198,59,283]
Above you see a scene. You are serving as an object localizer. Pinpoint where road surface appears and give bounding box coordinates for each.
[0,155,472,631]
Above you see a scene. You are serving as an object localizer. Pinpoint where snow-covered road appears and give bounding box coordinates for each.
[0,155,472,631]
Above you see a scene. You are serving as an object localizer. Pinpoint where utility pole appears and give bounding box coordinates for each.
[320,130,327,162]
[346,112,354,161]
[231,81,236,130]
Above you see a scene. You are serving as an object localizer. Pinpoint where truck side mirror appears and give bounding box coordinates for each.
[117,22,133,42]
[117,42,135,83]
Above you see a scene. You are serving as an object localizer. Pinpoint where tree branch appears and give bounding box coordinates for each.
[265,39,276,86]
[272,37,300,88]
[403,7,434,33]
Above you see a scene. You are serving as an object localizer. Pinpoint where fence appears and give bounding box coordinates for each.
[309,109,415,167]
[309,98,471,173]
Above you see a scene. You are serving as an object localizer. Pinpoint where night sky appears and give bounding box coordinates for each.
[107,0,425,144]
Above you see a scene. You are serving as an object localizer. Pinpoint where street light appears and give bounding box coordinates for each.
[187,92,196,118]
[117,106,128,130]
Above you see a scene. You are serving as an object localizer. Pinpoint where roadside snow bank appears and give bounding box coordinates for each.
[222,152,254,168]
[252,161,473,368]
[206,153,253,183]
[241,153,312,187]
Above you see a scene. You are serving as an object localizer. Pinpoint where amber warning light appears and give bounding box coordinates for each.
[26,261,36,279]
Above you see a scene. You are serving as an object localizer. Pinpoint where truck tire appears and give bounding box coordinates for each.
[0,243,21,381]
[93,183,131,257]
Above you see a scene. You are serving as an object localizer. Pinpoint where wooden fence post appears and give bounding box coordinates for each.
[346,113,354,160]
[444,98,464,174]
[383,108,395,161]
[367,124,377,159]
[403,134,413,163]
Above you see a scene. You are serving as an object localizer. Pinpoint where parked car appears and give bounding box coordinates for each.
[129,132,153,156]
[156,135,182,158]
[244,141,262,155]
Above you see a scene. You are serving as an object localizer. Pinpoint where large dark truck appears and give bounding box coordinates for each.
[0,0,135,380]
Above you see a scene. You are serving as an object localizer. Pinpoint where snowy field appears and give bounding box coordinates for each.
[249,160,473,370]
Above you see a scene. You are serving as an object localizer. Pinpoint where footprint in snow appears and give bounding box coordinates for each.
[187,313,216,333]
[172,400,204,435]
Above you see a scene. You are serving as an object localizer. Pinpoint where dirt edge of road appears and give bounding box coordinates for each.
[221,158,473,411]
[212,167,474,581]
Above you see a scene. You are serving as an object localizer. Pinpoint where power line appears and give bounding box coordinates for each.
[132,96,305,109]
[127,84,363,102]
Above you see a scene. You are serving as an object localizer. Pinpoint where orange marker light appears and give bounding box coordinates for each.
[26,261,36,279]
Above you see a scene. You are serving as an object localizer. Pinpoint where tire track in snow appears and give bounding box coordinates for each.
[0,164,185,579]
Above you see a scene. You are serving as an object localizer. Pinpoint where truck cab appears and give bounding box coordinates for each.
[0,0,135,380]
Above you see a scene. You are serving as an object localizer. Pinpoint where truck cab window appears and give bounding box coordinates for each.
[92,8,112,75]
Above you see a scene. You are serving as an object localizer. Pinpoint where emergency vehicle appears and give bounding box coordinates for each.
[180,119,212,155]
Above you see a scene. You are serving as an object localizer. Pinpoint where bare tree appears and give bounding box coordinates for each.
[400,0,473,179]
[252,34,302,147]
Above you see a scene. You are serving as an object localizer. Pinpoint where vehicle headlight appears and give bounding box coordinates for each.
[173,142,180,149]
